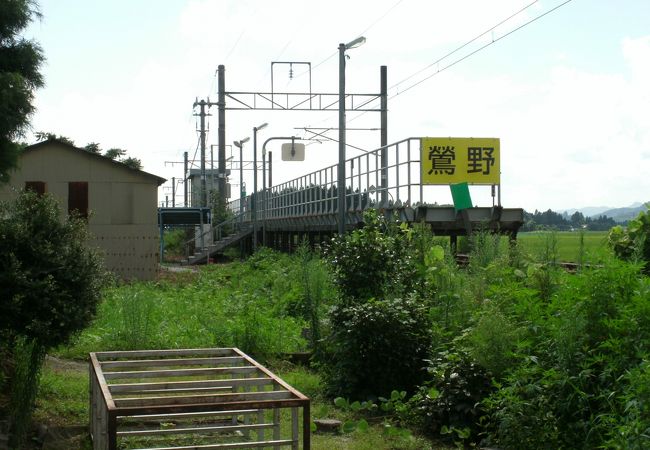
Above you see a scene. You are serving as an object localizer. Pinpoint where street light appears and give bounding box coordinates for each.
[253,122,268,251]
[338,36,366,235]
[233,137,250,224]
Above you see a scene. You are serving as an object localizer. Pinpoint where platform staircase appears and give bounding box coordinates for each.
[181,216,252,265]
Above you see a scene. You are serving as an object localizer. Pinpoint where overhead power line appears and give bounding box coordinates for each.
[292,0,406,81]
[389,0,539,91]
[359,0,405,37]
[390,0,574,99]
[345,0,574,126]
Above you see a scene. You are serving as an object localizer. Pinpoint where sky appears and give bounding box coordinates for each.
[23,0,650,212]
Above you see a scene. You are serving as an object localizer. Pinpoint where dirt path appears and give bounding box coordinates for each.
[44,355,86,373]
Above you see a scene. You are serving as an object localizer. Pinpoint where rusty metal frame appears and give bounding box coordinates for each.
[89,348,310,449]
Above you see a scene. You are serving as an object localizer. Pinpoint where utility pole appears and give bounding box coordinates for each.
[338,43,346,235]
[193,99,209,207]
[252,123,268,251]
[380,65,388,206]
[218,65,227,205]
[183,151,188,207]
[172,177,176,207]
[337,36,366,235]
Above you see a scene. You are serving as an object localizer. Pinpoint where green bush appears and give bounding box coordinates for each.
[481,260,650,449]
[468,230,504,271]
[420,243,471,340]
[466,305,521,378]
[0,191,106,346]
[293,242,334,356]
[321,212,431,399]
[608,204,650,273]
[163,228,191,259]
[322,296,432,399]
[325,210,418,304]
[405,348,493,446]
[605,360,650,449]
[0,191,105,447]
[482,363,563,450]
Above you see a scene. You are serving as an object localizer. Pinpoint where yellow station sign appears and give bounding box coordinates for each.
[421,137,500,185]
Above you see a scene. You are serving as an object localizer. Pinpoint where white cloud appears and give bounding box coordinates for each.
[384,32,650,210]
[25,1,650,210]
[622,35,650,83]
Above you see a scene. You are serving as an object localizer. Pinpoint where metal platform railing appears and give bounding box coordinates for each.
[177,137,522,262]
[226,138,433,225]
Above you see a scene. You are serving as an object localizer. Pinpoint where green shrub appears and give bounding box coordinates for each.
[608,204,650,273]
[322,296,432,399]
[405,348,493,446]
[482,363,563,450]
[0,191,105,447]
[0,191,106,347]
[325,210,418,304]
[421,243,472,340]
[466,305,521,378]
[163,228,191,259]
[320,211,430,399]
[482,260,650,449]
[468,230,503,271]
[294,242,333,356]
[605,360,650,449]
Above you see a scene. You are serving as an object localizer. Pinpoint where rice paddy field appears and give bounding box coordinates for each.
[516,230,610,263]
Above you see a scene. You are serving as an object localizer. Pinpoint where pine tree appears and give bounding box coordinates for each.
[0,0,44,183]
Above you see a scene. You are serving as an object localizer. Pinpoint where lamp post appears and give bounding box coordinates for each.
[338,36,366,235]
[253,122,268,251]
[262,147,267,247]
[233,137,250,223]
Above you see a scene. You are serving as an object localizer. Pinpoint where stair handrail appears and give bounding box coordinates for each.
[181,211,249,257]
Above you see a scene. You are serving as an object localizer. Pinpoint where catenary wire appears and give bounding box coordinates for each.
[388,0,539,91]
[345,0,574,128]
[291,0,406,81]
[298,0,539,137]
[390,0,573,99]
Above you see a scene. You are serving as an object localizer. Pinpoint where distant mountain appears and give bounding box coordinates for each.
[562,206,612,217]
[560,202,647,223]
[599,203,647,222]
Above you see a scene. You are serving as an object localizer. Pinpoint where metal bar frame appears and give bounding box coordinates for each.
[222,92,381,111]
[90,348,310,450]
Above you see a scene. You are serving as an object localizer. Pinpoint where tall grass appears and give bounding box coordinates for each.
[42,231,649,449]
[56,251,318,361]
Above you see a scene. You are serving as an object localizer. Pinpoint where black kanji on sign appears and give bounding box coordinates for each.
[428,145,456,175]
[467,147,495,174]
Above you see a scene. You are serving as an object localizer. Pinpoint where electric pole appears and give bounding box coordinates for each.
[218,65,227,205]
[193,99,209,207]
[183,151,188,207]
[172,177,176,207]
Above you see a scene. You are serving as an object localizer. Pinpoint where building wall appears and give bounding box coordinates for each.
[89,225,159,280]
[0,142,162,280]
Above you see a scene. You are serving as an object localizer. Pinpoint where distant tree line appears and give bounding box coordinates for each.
[521,209,618,232]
